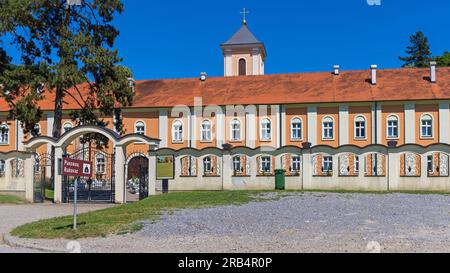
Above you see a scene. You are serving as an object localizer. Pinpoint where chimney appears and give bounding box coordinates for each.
[370,65,377,85]
[430,61,437,83]
[200,72,207,81]
[333,65,340,76]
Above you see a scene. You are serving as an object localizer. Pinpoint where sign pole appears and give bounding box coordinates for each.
[73,176,78,230]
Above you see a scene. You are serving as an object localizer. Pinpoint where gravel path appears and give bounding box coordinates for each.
[0,203,112,253]
[10,192,450,253]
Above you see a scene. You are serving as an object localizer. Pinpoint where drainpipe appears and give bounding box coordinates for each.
[15,119,19,151]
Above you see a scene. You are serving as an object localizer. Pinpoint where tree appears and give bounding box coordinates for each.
[435,51,450,67]
[0,0,134,142]
[399,31,432,68]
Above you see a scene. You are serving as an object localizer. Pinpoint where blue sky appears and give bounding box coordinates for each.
[3,0,450,80]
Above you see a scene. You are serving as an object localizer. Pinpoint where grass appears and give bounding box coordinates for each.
[0,194,27,204]
[45,189,54,201]
[11,191,263,240]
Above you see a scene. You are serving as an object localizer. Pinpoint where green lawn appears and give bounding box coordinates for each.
[45,189,54,201]
[11,191,263,240]
[0,194,27,204]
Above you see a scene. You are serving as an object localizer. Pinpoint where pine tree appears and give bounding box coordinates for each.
[399,31,432,68]
[0,0,134,140]
[435,52,450,67]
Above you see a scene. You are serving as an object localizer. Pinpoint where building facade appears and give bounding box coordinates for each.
[1,21,450,200]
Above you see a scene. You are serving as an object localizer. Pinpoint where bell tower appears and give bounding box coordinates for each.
[221,10,266,77]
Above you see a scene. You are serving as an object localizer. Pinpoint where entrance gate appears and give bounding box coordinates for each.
[62,147,115,203]
[126,155,149,201]
[33,153,54,203]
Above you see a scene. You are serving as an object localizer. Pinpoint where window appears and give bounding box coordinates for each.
[354,155,360,174]
[322,156,333,173]
[354,116,366,139]
[322,117,334,140]
[0,124,9,145]
[230,119,241,141]
[233,156,242,174]
[135,121,145,135]
[203,156,212,174]
[63,122,73,133]
[421,114,433,138]
[95,154,106,174]
[0,160,5,177]
[238,59,246,76]
[291,118,302,140]
[387,116,399,139]
[260,156,272,174]
[31,124,41,137]
[292,156,301,172]
[201,120,212,142]
[172,120,183,142]
[260,118,272,141]
[427,155,434,174]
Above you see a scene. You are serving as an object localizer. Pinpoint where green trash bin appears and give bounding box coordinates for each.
[275,169,286,190]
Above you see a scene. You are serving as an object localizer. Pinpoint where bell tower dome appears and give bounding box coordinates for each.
[221,18,266,77]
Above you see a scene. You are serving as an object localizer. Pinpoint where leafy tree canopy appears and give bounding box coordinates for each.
[0,0,134,140]
[435,51,450,67]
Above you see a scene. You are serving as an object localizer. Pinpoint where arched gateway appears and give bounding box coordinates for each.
[23,125,160,204]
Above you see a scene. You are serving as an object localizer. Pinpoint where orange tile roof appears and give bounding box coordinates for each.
[1,67,450,112]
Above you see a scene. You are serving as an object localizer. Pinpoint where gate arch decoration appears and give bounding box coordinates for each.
[23,125,160,204]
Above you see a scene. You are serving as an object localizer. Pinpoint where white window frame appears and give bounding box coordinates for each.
[354,155,360,174]
[260,156,272,174]
[427,154,434,174]
[322,116,334,140]
[0,123,9,145]
[134,121,146,135]
[420,114,433,139]
[172,120,184,143]
[291,156,301,172]
[233,156,242,174]
[290,118,303,141]
[260,118,272,141]
[322,156,333,173]
[354,116,366,140]
[230,118,241,142]
[95,153,106,174]
[63,122,73,133]
[201,120,212,142]
[386,115,400,139]
[203,156,213,174]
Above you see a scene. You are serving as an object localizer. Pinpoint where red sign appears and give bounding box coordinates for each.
[62,158,92,178]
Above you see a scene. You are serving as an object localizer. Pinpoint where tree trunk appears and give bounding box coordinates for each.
[52,85,63,138]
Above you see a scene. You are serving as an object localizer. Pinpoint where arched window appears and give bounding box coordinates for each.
[135,121,145,135]
[260,118,272,141]
[172,120,183,142]
[63,122,73,133]
[421,114,433,138]
[291,118,302,140]
[31,124,41,137]
[95,153,106,174]
[322,117,334,140]
[230,119,241,141]
[201,120,212,142]
[238,58,247,76]
[203,156,212,174]
[354,116,366,139]
[0,124,9,145]
[387,115,399,138]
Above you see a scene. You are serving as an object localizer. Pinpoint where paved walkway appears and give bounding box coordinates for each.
[0,202,112,253]
[6,193,450,253]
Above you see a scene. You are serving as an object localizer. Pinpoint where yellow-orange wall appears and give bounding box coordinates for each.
[349,106,372,147]
[415,104,439,146]
[285,107,308,147]
[317,107,339,147]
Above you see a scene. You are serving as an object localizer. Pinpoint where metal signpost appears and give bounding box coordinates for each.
[62,158,92,230]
